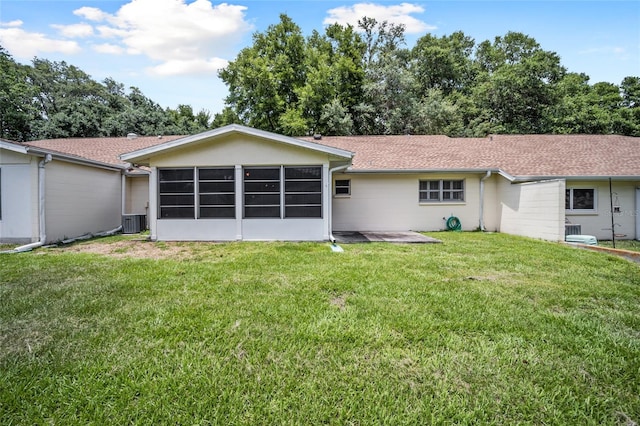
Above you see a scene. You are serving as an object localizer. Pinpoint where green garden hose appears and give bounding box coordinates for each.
[446,216,461,231]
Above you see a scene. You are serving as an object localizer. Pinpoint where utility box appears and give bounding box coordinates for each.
[122,214,147,234]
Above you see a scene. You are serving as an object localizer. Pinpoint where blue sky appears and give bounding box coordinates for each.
[1,0,638,115]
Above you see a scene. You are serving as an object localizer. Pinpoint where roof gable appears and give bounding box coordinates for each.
[121,124,354,164]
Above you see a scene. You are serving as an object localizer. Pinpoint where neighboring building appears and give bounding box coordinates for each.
[0,139,124,245]
[3,125,639,244]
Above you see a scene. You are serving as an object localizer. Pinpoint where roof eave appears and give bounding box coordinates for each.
[26,147,125,171]
[510,175,640,182]
[345,168,500,174]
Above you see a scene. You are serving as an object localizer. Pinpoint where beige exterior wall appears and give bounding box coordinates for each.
[125,175,149,215]
[565,180,639,240]
[150,135,332,167]
[496,179,565,241]
[0,150,39,243]
[44,161,121,243]
[148,135,335,241]
[332,172,484,232]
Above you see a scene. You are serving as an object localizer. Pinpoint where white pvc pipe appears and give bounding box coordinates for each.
[479,170,492,231]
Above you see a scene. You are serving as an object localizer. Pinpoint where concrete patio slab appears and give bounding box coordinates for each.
[333,231,441,244]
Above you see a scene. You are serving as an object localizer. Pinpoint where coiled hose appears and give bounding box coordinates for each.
[446,216,461,231]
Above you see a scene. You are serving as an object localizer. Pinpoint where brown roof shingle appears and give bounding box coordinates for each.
[24,135,185,167]
[303,134,640,178]
[23,133,640,179]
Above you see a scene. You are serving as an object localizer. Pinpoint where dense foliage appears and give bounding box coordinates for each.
[1,14,638,141]
[218,14,639,137]
[0,47,211,141]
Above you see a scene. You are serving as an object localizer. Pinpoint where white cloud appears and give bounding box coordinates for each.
[73,0,252,76]
[324,2,435,34]
[93,43,125,55]
[1,20,24,28]
[147,57,229,76]
[0,25,81,58]
[52,23,94,38]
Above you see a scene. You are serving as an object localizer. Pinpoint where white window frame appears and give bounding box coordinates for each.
[419,179,465,203]
[566,187,596,212]
[334,179,351,197]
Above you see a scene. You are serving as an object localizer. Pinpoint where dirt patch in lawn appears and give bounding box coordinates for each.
[49,239,196,260]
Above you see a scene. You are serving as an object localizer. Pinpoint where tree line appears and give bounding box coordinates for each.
[0,47,212,142]
[1,14,638,142]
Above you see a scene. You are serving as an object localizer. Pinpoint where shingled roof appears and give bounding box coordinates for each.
[22,133,640,179]
[302,134,640,179]
[24,135,185,167]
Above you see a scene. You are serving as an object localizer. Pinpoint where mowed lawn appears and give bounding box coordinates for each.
[1,233,638,425]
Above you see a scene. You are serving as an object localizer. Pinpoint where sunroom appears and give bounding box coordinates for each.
[121,125,353,241]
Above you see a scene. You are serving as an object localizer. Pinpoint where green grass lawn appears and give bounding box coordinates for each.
[1,233,638,425]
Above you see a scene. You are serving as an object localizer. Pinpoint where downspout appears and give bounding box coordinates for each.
[479,170,492,232]
[10,154,52,253]
[328,163,351,242]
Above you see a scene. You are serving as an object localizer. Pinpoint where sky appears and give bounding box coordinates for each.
[0,0,638,115]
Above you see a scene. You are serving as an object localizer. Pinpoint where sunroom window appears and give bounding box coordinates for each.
[158,168,195,218]
[285,166,322,218]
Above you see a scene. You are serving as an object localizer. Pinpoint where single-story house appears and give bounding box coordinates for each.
[2,125,639,245]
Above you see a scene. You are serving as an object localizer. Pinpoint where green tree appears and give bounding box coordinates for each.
[471,32,565,134]
[219,14,306,133]
[0,46,37,141]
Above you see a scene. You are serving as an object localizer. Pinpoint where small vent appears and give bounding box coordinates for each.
[565,224,581,236]
[122,214,147,234]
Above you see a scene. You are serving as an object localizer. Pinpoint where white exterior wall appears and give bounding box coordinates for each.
[149,135,334,241]
[0,150,39,243]
[565,180,639,240]
[332,173,483,232]
[497,179,565,241]
[44,161,122,243]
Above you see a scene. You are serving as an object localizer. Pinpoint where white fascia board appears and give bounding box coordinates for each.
[511,175,640,183]
[121,124,354,162]
[345,168,499,175]
[0,139,29,154]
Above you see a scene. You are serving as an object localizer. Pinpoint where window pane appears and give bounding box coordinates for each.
[286,180,321,192]
[245,194,280,206]
[335,179,350,187]
[572,189,594,210]
[159,182,194,193]
[200,194,235,205]
[245,206,281,218]
[335,187,350,195]
[285,193,322,205]
[160,207,194,218]
[159,169,193,181]
[245,181,280,192]
[200,207,235,218]
[285,167,321,179]
[160,194,194,205]
[244,168,280,180]
[565,189,571,209]
[199,168,234,181]
[286,206,322,218]
[200,181,234,193]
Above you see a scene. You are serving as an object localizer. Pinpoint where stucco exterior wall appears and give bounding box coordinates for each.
[0,151,38,243]
[44,161,121,243]
[331,172,483,232]
[497,179,565,241]
[565,180,639,240]
[148,136,334,241]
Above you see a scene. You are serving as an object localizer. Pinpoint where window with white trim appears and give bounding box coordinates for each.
[159,168,195,218]
[158,167,236,219]
[243,166,322,219]
[285,166,322,218]
[419,180,464,202]
[199,168,235,218]
[334,179,351,196]
[244,167,281,218]
[566,188,595,211]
